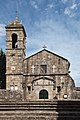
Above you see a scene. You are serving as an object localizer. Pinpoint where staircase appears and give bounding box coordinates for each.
[0,100,80,120]
[0,100,57,120]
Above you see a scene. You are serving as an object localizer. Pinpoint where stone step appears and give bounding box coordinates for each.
[0,100,80,119]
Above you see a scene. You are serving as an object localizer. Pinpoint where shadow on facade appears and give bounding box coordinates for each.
[57,100,80,120]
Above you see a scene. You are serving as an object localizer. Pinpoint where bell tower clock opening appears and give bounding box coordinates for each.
[5,16,26,91]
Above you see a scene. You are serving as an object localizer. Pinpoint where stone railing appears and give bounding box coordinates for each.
[0,90,24,101]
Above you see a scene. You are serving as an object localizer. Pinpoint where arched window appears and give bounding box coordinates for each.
[12,33,18,49]
[39,89,48,99]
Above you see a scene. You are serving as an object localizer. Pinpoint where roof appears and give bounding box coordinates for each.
[25,49,70,63]
[75,87,80,91]
[5,16,26,37]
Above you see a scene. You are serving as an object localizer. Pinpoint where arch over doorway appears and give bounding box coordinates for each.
[39,89,48,99]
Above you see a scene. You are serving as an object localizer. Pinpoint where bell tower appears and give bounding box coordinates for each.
[5,16,26,91]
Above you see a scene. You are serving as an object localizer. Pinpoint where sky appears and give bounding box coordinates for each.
[0,0,80,86]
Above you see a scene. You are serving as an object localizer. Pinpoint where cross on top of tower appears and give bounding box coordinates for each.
[15,10,19,22]
[43,45,47,49]
[15,1,19,22]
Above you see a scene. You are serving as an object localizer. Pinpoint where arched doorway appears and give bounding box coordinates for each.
[39,89,48,99]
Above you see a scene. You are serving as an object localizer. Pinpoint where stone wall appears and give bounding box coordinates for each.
[0,90,23,101]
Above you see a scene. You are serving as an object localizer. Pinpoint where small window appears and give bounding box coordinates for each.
[40,65,47,74]
[15,85,18,91]
[57,86,61,93]
[27,86,31,91]
[58,59,61,65]
[10,85,14,91]
[12,33,18,49]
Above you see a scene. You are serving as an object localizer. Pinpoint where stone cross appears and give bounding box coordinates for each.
[43,45,47,49]
[52,65,56,72]
[31,65,35,74]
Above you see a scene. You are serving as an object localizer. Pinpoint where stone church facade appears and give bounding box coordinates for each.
[5,16,80,101]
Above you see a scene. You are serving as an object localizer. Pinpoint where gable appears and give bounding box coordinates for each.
[25,49,70,68]
[25,49,69,62]
[24,49,70,75]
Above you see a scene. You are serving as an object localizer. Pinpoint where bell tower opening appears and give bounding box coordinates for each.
[12,33,18,49]
[39,89,48,99]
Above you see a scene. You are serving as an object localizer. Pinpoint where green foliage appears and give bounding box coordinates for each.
[0,49,6,89]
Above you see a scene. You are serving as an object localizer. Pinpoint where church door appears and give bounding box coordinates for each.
[39,89,48,99]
